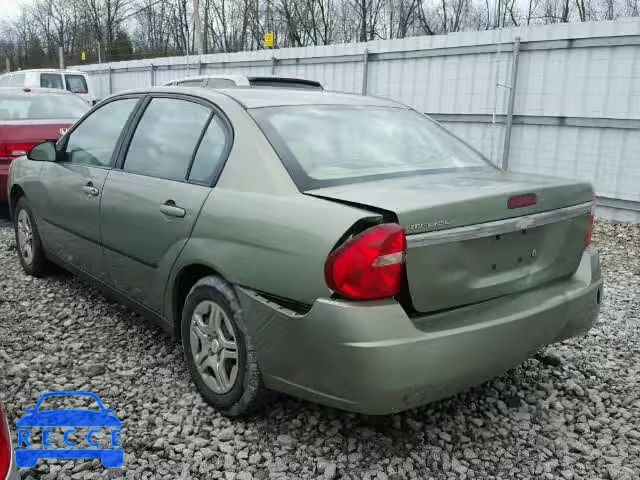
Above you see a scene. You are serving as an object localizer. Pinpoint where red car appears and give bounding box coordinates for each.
[0,87,89,202]
[0,403,18,479]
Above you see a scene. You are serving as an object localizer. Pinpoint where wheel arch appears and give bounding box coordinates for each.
[9,184,26,220]
[168,262,228,339]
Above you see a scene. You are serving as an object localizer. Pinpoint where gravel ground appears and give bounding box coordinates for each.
[0,212,639,480]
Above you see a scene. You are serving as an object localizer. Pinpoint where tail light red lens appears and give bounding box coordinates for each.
[324,223,406,300]
[0,404,11,480]
[0,142,38,160]
[585,196,596,247]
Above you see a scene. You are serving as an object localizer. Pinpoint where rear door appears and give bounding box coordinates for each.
[99,94,231,312]
[36,96,140,280]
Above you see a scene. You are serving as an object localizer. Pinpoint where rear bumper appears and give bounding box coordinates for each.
[239,247,602,415]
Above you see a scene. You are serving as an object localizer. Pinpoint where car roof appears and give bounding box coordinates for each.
[0,86,77,95]
[170,74,250,83]
[122,86,405,109]
[1,68,86,75]
[167,74,322,88]
[216,88,404,109]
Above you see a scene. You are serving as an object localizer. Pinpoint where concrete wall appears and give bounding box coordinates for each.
[74,19,640,223]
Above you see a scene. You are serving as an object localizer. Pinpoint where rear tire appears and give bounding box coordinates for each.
[14,196,49,276]
[181,276,268,416]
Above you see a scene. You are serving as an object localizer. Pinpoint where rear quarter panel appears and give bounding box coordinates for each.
[7,157,45,213]
[166,188,377,318]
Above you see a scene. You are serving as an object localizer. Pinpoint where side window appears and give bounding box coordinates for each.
[189,116,228,184]
[64,75,88,94]
[206,78,235,88]
[124,98,210,181]
[177,80,203,87]
[65,98,138,167]
[40,73,64,89]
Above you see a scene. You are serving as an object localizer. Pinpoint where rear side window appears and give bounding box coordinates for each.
[206,78,236,88]
[188,116,228,184]
[177,80,204,87]
[65,98,138,167]
[40,73,64,89]
[65,75,88,94]
[124,98,211,181]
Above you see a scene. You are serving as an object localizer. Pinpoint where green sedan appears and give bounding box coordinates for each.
[8,87,602,416]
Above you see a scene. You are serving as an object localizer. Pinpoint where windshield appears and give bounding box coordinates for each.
[65,74,89,94]
[0,93,89,120]
[251,105,490,189]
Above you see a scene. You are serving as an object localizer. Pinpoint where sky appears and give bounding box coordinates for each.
[0,0,22,21]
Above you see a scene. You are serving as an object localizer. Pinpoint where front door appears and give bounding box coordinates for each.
[36,97,140,280]
[100,96,230,312]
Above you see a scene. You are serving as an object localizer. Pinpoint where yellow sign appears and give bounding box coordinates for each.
[264,32,274,48]
[81,51,86,61]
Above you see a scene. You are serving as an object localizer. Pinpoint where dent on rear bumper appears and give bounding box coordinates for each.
[238,247,602,414]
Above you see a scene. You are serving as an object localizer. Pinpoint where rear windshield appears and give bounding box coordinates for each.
[251,105,490,189]
[0,94,89,120]
[65,74,89,94]
[40,73,64,89]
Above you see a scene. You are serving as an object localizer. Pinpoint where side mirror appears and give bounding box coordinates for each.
[23,408,36,415]
[27,141,58,162]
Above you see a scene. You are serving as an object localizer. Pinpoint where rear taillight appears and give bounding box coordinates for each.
[585,196,596,247]
[0,404,11,480]
[0,142,38,159]
[324,223,406,300]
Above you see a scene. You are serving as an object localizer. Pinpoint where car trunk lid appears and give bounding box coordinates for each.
[307,169,593,312]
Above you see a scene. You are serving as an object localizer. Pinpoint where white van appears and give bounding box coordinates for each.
[0,69,95,105]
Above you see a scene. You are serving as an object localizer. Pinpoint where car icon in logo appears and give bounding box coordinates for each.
[15,391,123,469]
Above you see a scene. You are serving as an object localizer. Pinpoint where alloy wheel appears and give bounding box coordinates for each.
[17,209,33,266]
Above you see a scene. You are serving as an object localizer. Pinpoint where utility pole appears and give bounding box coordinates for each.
[193,0,203,55]
[58,46,64,69]
[5,57,10,73]
[98,41,102,64]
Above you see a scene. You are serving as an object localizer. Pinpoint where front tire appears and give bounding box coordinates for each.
[181,276,268,416]
[14,196,48,276]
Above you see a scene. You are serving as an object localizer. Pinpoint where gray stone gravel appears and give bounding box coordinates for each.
[0,213,639,480]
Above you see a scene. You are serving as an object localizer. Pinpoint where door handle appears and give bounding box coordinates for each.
[81,183,99,196]
[160,201,186,218]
